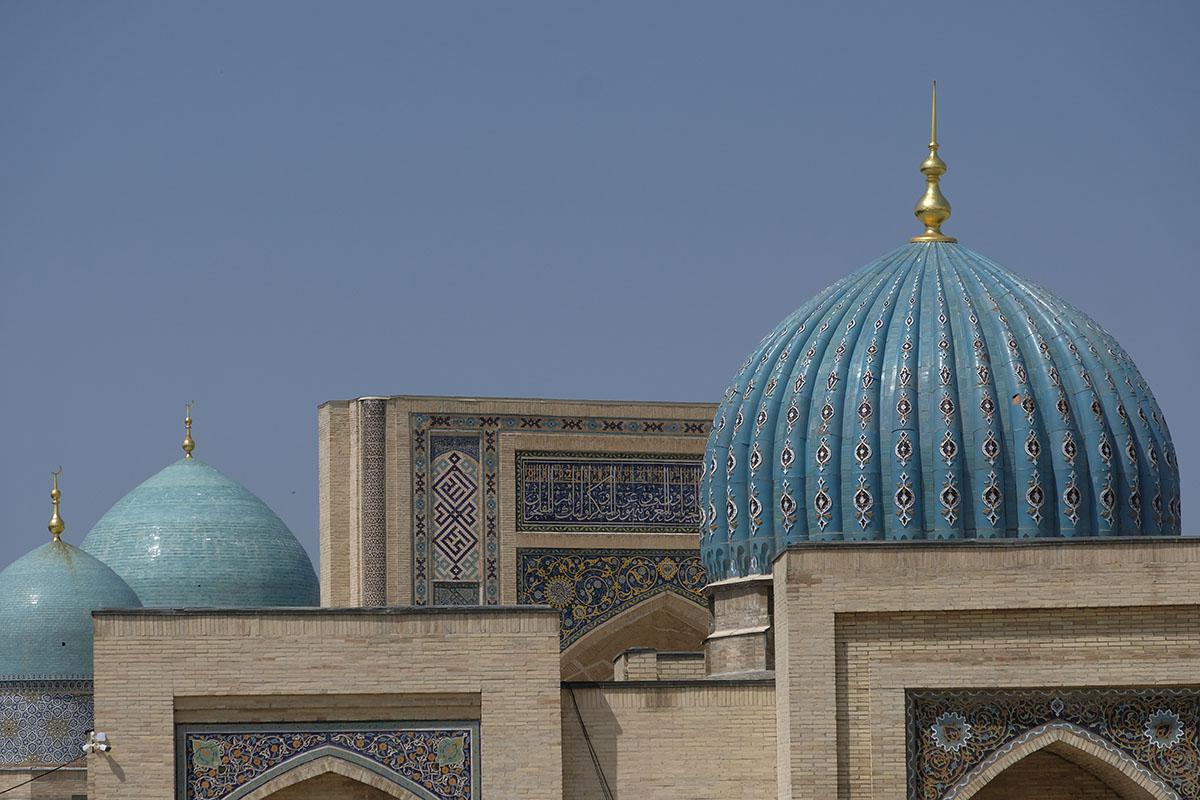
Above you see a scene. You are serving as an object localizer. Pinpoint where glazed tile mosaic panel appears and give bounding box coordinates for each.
[0,680,92,766]
[516,451,703,533]
[517,548,706,649]
[409,412,709,606]
[907,687,1200,799]
[176,722,479,800]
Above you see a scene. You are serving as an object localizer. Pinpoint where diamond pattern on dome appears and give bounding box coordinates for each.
[700,242,1180,581]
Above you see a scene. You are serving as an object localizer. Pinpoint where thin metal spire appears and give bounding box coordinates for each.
[183,402,195,459]
[48,468,65,542]
[911,81,957,243]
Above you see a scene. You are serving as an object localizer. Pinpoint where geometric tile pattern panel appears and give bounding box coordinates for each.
[177,722,479,800]
[410,412,709,605]
[517,548,706,650]
[907,687,1200,799]
[433,581,480,606]
[516,451,703,533]
[430,434,483,583]
[0,680,93,767]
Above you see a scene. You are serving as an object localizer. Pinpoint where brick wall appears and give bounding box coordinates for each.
[89,608,561,799]
[0,769,85,800]
[774,538,1200,800]
[561,681,775,799]
[318,396,713,610]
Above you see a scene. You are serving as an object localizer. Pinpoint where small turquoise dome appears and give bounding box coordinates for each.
[702,242,1180,581]
[0,540,141,679]
[81,458,319,607]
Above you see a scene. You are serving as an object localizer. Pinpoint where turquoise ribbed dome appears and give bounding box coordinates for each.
[0,540,141,679]
[81,458,319,607]
[702,242,1180,581]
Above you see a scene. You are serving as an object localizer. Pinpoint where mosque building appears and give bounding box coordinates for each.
[0,86,1194,800]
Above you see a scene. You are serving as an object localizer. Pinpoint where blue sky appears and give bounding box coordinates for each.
[2,1,1197,568]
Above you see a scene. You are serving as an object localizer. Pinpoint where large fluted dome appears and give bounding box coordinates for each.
[701,242,1180,582]
[81,458,319,607]
[0,540,141,679]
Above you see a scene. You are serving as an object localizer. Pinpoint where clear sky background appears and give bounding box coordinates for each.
[2,1,1197,571]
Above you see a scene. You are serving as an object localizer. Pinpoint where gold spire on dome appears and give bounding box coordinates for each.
[48,468,65,542]
[911,80,957,243]
[182,402,195,459]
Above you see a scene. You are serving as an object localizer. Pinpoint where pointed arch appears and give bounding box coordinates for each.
[227,748,439,800]
[560,590,710,680]
[949,723,1175,800]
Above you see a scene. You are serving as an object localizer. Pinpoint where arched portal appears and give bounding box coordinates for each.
[232,751,435,800]
[560,590,710,680]
[256,772,399,799]
[951,725,1174,800]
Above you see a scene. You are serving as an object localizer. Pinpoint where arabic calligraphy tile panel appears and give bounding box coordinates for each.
[177,722,479,800]
[410,413,710,606]
[907,687,1200,799]
[516,451,703,533]
[0,680,93,766]
[517,548,706,650]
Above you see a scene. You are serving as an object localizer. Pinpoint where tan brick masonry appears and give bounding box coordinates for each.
[89,608,562,800]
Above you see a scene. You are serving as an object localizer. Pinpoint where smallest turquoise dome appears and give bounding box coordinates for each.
[0,540,142,680]
[81,458,319,608]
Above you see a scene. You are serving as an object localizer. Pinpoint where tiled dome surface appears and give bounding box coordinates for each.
[702,242,1180,581]
[81,458,319,608]
[0,540,141,679]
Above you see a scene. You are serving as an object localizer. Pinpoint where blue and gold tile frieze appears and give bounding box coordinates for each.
[517,548,706,650]
[410,412,709,606]
[516,451,703,533]
[907,687,1200,799]
[177,722,479,800]
[0,680,93,767]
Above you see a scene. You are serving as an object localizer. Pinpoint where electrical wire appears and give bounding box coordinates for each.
[567,684,614,800]
[0,753,85,796]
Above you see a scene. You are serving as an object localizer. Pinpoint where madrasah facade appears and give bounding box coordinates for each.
[1,87,1193,800]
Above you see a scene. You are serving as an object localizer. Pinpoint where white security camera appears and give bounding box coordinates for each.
[83,731,112,754]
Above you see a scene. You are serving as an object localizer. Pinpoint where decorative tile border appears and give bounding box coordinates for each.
[409,412,709,605]
[360,399,388,607]
[0,680,93,767]
[176,722,479,800]
[516,451,703,533]
[517,548,706,650]
[907,687,1200,799]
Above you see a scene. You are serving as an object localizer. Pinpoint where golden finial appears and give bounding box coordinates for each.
[182,402,195,459]
[911,80,957,243]
[48,467,65,542]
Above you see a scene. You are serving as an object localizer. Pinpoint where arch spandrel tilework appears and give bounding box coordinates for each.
[906,687,1200,799]
[175,722,480,800]
[516,548,706,650]
[409,412,709,606]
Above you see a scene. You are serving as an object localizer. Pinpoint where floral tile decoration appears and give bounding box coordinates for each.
[907,687,1200,799]
[177,723,479,800]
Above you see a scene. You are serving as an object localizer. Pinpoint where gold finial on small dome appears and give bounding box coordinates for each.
[911,80,957,243]
[48,467,65,542]
[182,402,195,459]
